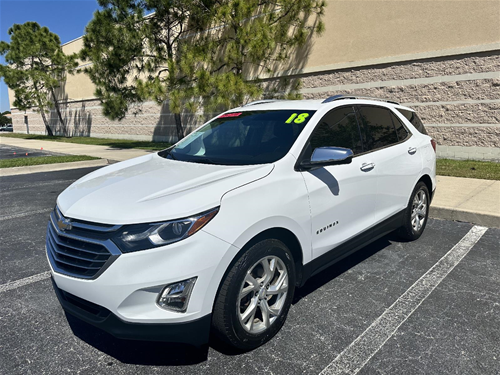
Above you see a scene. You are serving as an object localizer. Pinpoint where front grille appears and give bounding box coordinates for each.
[46,209,121,279]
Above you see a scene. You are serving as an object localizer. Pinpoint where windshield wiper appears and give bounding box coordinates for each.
[158,147,176,160]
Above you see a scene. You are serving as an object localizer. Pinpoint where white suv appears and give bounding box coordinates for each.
[47,95,436,350]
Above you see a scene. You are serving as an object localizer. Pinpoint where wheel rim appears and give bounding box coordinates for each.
[411,189,427,232]
[237,256,289,334]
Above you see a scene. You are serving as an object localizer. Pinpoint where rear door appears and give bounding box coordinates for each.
[300,106,377,260]
[355,105,422,223]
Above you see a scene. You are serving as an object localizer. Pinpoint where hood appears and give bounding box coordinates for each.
[57,153,274,224]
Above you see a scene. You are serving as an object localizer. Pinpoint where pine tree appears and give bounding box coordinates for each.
[82,0,325,140]
[0,22,78,136]
[191,0,326,111]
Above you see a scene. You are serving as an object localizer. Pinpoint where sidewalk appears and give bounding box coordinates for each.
[1,136,499,228]
[0,136,151,161]
[431,176,500,228]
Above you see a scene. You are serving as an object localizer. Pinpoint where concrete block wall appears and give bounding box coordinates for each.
[437,146,500,162]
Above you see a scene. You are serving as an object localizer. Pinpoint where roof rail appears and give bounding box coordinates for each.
[322,95,399,105]
[243,99,281,107]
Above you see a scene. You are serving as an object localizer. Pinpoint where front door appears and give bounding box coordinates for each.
[300,106,377,260]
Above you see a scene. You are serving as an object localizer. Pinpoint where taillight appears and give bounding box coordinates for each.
[430,139,437,153]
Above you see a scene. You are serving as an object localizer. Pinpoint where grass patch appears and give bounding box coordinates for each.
[0,133,171,151]
[0,155,100,169]
[437,159,500,180]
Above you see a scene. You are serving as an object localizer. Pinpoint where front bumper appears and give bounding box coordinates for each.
[52,278,211,345]
[48,224,240,329]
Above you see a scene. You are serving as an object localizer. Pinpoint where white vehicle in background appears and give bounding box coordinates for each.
[47,95,436,350]
[0,124,13,132]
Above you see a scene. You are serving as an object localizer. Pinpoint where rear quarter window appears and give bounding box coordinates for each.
[396,108,428,135]
[390,112,410,141]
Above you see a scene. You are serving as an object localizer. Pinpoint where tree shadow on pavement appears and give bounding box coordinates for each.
[66,313,209,366]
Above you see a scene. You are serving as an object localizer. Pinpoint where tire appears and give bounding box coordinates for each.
[212,239,296,351]
[398,181,430,241]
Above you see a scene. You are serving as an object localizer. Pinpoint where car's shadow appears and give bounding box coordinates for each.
[66,313,210,366]
[293,234,396,304]
[66,233,397,365]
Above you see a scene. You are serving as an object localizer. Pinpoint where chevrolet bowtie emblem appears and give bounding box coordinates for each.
[57,217,73,231]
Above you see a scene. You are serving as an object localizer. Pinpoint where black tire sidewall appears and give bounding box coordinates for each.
[216,239,296,350]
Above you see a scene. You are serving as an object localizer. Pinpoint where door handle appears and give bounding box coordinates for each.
[360,162,375,172]
[408,147,417,155]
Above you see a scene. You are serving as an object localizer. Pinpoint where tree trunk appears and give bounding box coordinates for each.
[33,81,54,136]
[174,113,184,140]
[40,110,54,136]
[50,88,67,136]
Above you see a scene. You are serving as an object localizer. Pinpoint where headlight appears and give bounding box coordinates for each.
[113,207,219,253]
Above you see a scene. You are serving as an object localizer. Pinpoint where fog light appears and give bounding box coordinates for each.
[157,277,197,313]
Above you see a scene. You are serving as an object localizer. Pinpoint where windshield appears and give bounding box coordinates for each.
[159,110,315,165]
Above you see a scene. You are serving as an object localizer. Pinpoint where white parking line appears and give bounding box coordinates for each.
[0,271,52,294]
[319,225,488,375]
[0,208,52,221]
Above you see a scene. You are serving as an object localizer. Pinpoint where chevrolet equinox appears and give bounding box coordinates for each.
[47,95,436,350]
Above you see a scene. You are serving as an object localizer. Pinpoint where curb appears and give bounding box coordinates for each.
[430,206,500,229]
[0,159,109,177]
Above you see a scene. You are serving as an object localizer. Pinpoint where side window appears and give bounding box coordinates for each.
[357,106,399,151]
[306,106,363,158]
[396,108,428,135]
[391,112,410,141]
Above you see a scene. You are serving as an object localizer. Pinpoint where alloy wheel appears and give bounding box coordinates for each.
[411,189,427,232]
[237,256,289,334]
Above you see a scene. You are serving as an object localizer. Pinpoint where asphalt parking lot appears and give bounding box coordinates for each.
[0,143,64,160]
[0,167,499,375]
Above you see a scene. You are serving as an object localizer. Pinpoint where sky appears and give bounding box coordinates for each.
[0,0,100,112]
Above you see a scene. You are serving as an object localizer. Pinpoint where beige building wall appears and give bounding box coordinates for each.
[9,0,500,160]
[301,0,500,74]
[59,37,95,102]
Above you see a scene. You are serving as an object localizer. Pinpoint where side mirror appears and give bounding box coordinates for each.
[300,147,353,170]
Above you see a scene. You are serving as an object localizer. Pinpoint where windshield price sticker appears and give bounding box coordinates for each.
[285,113,310,124]
[218,112,242,119]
